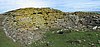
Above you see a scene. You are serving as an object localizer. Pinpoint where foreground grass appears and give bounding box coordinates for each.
[31,30,100,47]
[0,29,21,47]
[0,28,100,47]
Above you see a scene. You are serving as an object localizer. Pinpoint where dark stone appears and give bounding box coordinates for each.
[44,23,48,24]
[12,15,16,17]
[44,18,47,20]
[58,18,62,19]
[63,13,66,15]
[78,20,83,24]
[86,34,92,36]
[95,20,100,24]
[47,12,50,13]
[13,20,17,22]
[38,12,42,14]
[54,21,57,23]
[46,12,50,15]
[57,31,64,34]
[33,13,36,14]
[46,43,49,46]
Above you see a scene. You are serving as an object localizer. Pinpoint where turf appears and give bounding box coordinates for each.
[0,28,100,47]
[30,30,100,47]
[0,29,21,47]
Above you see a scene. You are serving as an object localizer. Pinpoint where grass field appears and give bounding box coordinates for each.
[0,29,21,47]
[30,30,100,47]
[0,28,100,47]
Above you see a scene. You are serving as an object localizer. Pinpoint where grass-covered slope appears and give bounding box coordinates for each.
[30,30,100,47]
[0,28,100,47]
[0,29,21,47]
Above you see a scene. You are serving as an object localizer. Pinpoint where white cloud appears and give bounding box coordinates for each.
[0,0,100,13]
[0,0,52,13]
[15,0,50,7]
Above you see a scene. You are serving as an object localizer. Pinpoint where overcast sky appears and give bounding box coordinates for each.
[0,0,100,13]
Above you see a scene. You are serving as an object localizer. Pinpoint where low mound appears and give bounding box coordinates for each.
[2,8,67,46]
[1,8,100,46]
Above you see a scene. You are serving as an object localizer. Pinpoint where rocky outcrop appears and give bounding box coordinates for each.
[1,8,100,46]
[68,12,100,30]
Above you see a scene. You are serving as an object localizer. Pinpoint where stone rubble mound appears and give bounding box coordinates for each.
[1,8,100,46]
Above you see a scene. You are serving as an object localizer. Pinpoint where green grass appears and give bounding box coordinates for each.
[0,28,100,47]
[0,29,21,47]
[30,30,100,47]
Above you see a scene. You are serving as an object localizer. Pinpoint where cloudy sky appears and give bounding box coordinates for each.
[0,0,100,13]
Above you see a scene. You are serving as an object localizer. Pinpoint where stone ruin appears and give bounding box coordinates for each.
[1,8,100,46]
